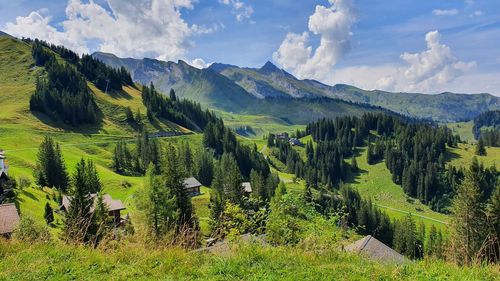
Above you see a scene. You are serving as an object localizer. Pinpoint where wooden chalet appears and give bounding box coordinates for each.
[183,177,202,196]
[62,193,126,225]
[0,203,20,238]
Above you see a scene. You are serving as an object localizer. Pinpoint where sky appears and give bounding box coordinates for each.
[1,0,500,95]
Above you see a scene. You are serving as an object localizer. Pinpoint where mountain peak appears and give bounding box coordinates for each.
[209,62,238,73]
[259,61,280,73]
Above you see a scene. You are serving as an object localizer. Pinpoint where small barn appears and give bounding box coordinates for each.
[183,177,202,196]
[62,193,126,225]
[344,235,406,264]
[242,182,252,194]
[0,203,20,238]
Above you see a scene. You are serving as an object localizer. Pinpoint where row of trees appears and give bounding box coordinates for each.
[29,38,133,92]
[30,50,99,125]
[472,110,499,140]
[203,118,270,179]
[141,84,216,131]
[112,132,161,176]
[304,114,460,210]
[209,153,279,239]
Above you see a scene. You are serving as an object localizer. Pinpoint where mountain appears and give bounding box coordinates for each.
[92,52,255,112]
[93,52,499,123]
[92,52,392,124]
[210,62,500,122]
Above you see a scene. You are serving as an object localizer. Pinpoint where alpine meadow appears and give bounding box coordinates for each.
[1,1,500,280]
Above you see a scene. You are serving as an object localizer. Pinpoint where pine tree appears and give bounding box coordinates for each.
[63,159,98,243]
[136,163,177,239]
[195,149,214,186]
[449,171,488,265]
[44,202,54,225]
[169,88,177,101]
[35,136,69,190]
[426,224,438,257]
[475,137,487,156]
[162,145,195,228]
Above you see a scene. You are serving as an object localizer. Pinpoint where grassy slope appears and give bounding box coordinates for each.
[447,143,500,168]
[350,148,449,230]
[0,36,202,232]
[447,121,476,143]
[1,240,498,280]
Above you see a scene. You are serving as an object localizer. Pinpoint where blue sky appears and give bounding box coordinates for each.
[1,0,499,95]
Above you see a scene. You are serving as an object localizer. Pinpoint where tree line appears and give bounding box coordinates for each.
[304,114,460,211]
[141,84,216,131]
[27,38,133,92]
[472,110,499,140]
[30,43,99,125]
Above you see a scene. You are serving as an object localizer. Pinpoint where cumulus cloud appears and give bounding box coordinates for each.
[400,30,476,91]
[189,58,209,69]
[273,0,356,82]
[219,0,254,22]
[432,9,459,16]
[4,0,212,61]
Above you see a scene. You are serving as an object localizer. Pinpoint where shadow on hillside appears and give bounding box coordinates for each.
[347,168,368,185]
[106,89,133,100]
[20,189,39,202]
[32,110,104,135]
[444,149,461,163]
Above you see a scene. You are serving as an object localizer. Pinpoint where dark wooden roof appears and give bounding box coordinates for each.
[345,235,406,264]
[183,177,202,189]
[0,203,20,234]
[62,193,125,212]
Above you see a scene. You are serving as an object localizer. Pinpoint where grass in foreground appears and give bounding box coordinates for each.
[0,240,498,280]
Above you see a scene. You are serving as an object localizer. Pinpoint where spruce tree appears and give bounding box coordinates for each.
[44,202,54,225]
[136,163,177,239]
[169,88,177,101]
[450,171,487,265]
[36,136,69,190]
[63,159,97,243]
[475,137,487,156]
[162,145,194,228]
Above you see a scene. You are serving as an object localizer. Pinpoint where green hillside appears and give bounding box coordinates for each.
[0,35,194,227]
[1,240,498,280]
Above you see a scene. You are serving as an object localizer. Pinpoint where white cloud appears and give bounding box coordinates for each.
[400,30,476,91]
[4,10,89,54]
[273,0,356,82]
[329,31,479,94]
[189,58,209,69]
[219,0,254,22]
[4,0,208,61]
[432,9,459,16]
[471,10,484,17]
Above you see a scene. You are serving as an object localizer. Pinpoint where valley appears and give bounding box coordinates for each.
[0,33,499,279]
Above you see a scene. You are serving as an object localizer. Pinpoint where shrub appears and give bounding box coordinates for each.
[13,216,52,243]
[17,176,32,189]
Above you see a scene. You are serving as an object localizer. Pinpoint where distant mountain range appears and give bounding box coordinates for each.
[93,52,500,123]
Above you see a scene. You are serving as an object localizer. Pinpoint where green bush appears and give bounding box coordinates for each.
[13,216,52,243]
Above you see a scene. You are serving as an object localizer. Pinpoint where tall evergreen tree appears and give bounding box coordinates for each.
[35,136,69,190]
[44,202,54,225]
[136,163,177,239]
[475,137,487,156]
[449,171,488,265]
[162,145,195,228]
[63,158,104,244]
